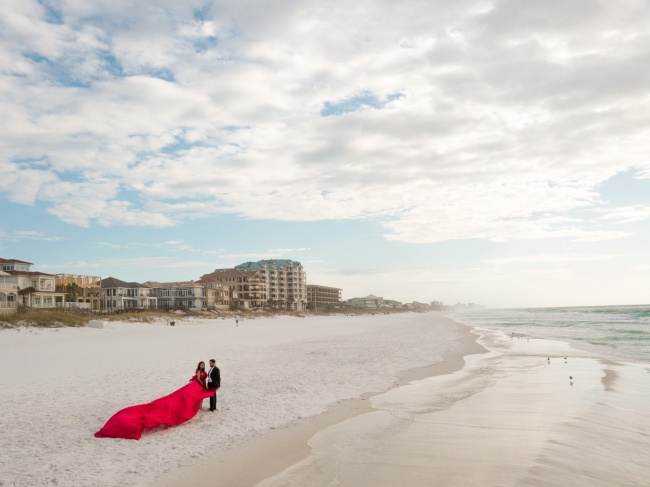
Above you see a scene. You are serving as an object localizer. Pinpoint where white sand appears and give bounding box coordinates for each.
[258,328,650,486]
[0,313,465,487]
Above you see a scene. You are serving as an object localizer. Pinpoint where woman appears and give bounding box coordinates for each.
[95,361,215,440]
[192,361,208,389]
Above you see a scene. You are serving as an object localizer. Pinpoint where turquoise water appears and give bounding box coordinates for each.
[453,305,650,362]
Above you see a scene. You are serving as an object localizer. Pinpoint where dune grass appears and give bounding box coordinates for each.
[0,310,88,329]
[0,306,409,329]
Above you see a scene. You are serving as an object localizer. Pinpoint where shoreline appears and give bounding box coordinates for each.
[156,322,487,487]
[254,327,650,486]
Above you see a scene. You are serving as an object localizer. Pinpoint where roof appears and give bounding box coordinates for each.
[100,277,148,288]
[142,281,204,288]
[201,268,261,280]
[0,258,33,265]
[234,259,302,271]
[5,270,56,277]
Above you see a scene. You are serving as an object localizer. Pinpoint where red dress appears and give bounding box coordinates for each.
[95,371,213,440]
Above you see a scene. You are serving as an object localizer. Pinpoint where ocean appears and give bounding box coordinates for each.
[453,304,650,362]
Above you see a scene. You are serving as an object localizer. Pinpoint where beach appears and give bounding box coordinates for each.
[1,312,648,486]
[0,312,466,486]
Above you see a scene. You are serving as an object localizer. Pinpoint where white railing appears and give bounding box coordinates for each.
[0,283,18,292]
[0,302,17,308]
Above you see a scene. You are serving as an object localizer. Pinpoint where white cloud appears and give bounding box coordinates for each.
[1,0,650,244]
[0,230,65,242]
[39,261,98,269]
[483,253,621,266]
[600,206,650,224]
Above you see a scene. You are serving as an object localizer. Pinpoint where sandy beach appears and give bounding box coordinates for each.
[0,312,466,486]
[1,312,648,486]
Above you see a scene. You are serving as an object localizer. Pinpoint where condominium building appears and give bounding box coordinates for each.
[55,274,102,311]
[198,269,266,309]
[234,259,306,310]
[101,277,157,310]
[306,284,342,310]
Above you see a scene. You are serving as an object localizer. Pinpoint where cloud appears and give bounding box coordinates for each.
[39,261,98,269]
[1,0,650,244]
[0,230,65,242]
[483,253,621,265]
[600,206,650,224]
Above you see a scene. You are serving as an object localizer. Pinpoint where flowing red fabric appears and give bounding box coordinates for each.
[95,377,215,440]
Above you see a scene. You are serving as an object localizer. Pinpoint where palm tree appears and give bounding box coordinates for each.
[18,286,36,306]
[65,283,80,303]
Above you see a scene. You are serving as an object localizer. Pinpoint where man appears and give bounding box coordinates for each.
[207,359,221,411]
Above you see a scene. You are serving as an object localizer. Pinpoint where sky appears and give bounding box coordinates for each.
[1,0,650,308]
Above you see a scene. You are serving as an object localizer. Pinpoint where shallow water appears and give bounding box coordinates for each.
[453,305,650,362]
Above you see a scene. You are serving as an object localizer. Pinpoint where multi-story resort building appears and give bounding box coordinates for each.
[198,268,265,309]
[100,277,157,311]
[55,274,102,311]
[1,258,66,310]
[234,259,307,310]
[306,284,342,310]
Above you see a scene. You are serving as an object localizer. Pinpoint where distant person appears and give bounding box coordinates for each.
[236,319,239,327]
[207,358,221,411]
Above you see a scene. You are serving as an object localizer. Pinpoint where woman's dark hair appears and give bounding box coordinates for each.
[196,361,205,371]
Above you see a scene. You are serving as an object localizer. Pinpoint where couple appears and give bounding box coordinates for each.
[193,359,221,411]
[95,358,221,440]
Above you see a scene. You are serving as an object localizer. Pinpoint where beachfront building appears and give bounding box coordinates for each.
[235,259,307,310]
[55,274,102,311]
[198,269,266,309]
[143,281,206,309]
[383,299,403,308]
[101,277,157,311]
[0,270,18,315]
[347,294,384,309]
[306,284,342,310]
[1,258,67,309]
[202,282,230,310]
[411,301,431,311]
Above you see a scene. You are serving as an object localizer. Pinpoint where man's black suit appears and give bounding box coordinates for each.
[207,365,221,411]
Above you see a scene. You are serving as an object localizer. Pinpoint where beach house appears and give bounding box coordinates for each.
[100,277,157,311]
[347,294,384,309]
[0,270,18,315]
[1,258,67,309]
[143,281,209,309]
[56,274,102,311]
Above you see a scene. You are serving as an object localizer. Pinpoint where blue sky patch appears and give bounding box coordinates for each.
[320,92,403,117]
